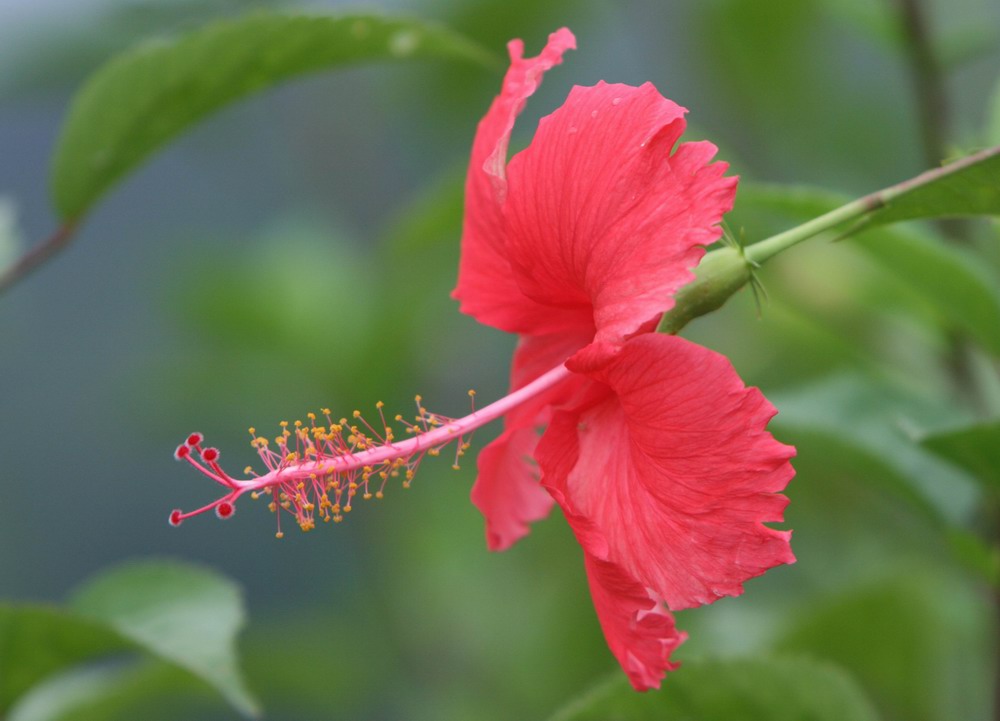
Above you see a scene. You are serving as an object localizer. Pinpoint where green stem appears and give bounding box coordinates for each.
[660,145,1000,334]
[744,145,999,266]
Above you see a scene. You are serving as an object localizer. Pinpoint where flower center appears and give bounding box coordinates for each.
[170,363,572,537]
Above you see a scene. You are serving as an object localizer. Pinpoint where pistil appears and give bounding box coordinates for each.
[170,362,573,536]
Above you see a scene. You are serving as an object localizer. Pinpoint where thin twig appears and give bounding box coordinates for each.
[0,223,78,296]
[893,0,948,166]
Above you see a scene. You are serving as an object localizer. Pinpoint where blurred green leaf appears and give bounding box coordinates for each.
[777,575,992,721]
[772,374,976,526]
[51,12,495,220]
[547,657,881,721]
[7,662,209,721]
[8,664,132,721]
[741,183,1000,355]
[0,606,131,713]
[70,559,257,717]
[921,420,1000,491]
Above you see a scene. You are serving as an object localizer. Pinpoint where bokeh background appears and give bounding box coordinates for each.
[2,0,1000,719]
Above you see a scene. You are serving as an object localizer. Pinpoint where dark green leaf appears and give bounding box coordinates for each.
[70,559,258,717]
[740,183,1000,355]
[547,657,881,721]
[921,420,1000,491]
[50,12,495,219]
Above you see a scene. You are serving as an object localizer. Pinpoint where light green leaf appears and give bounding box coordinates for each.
[548,657,881,721]
[921,419,1000,491]
[740,183,1000,355]
[70,559,258,717]
[50,12,495,220]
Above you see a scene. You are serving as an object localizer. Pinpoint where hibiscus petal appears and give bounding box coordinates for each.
[538,333,795,612]
[542,471,685,689]
[471,425,552,551]
[453,28,577,334]
[581,552,686,690]
[503,82,737,344]
[471,330,592,551]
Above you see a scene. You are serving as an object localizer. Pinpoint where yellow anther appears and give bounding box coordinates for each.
[452,464,461,471]
[280,421,289,427]
[244,466,253,475]
[403,480,411,488]
[248,427,256,434]
[321,408,331,415]
[251,492,260,500]
[376,401,384,409]
[468,389,476,397]
[375,491,384,499]
[344,505,352,513]
[307,412,316,420]
[268,502,277,512]
[294,420,302,428]
[353,410,361,418]
[363,492,372,500]
[414,395,422,403]
[276,531,284,539]
[395,414,404,422]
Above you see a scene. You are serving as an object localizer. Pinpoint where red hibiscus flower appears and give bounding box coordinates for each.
[453,28,795,689]
[170,26,794,693]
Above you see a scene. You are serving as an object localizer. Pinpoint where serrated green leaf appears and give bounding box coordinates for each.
[547,657,881,721]
[50,12,495,220]
[70,559,258,717]
[740,183,1000,354]
[921,419,1000,491]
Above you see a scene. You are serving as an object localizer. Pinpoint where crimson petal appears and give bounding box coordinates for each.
[539,333,795,612]
[453,28,576,334]
[503,82,737,346]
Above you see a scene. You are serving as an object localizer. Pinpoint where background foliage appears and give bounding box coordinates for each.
[1,0,999,719]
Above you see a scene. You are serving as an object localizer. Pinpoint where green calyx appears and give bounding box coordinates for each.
[657,245,755,335]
